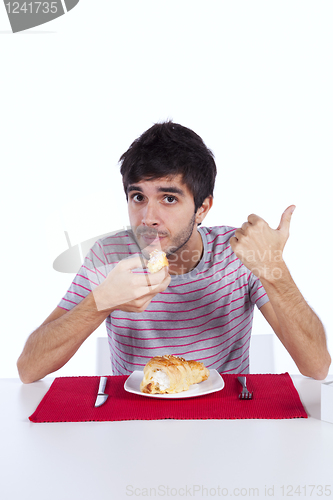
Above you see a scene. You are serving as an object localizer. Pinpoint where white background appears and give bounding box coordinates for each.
[0,0,332,378]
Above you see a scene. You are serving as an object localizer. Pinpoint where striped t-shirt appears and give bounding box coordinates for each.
[58,226,269,375]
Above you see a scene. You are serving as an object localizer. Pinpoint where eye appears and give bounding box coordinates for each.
[164,195,177,204]
[131,193,145,202]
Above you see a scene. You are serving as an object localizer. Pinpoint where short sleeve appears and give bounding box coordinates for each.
[248,272,269,309]
[57,239,113,311]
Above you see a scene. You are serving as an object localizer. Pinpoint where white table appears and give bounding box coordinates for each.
[1,376,333,500]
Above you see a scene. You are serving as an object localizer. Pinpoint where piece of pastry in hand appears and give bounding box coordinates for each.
[147,249,169,274]
[140,355,210,394]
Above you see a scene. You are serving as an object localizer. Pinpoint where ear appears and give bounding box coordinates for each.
[195,196,213,224]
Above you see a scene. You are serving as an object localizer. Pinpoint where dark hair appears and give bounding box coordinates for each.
[119,121,217,212]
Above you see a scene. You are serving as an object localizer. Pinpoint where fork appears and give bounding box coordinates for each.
[238,376,253,400]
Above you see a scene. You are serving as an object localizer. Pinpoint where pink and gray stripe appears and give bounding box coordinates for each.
[58,226,269,375]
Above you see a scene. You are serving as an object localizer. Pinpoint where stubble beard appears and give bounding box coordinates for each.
[133,213,197,261]
[164,213,196,259]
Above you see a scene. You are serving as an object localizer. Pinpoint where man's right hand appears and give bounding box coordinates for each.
[17,255,170,383]
[92,255,171,313]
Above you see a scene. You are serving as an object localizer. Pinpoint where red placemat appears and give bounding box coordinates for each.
[29,373,307,423]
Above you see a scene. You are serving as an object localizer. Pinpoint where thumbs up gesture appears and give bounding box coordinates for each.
[229,205,296,281]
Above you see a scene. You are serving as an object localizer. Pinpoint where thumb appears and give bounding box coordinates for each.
[276,205,296,235]
[120,254,148,270]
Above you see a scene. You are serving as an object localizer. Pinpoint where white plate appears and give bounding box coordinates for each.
[124,369,224,399]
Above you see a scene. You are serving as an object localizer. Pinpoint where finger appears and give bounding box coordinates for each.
[148,274,171,294]
[136,273,171,299]
[120,254,148,271]
[141,265,169,288]
[136,265,170,288]
[241,221,250,232]
[247,213,263,225]
[276,205,296,235]
[234,228,244,239]
[229,235,238,249]
[146,265,170,285]
[137,298,155,312]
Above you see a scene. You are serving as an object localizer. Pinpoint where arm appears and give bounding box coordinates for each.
[17,297,110,384]
[17,257,171,383]
[230,206,331,380]
[259,287,330,380]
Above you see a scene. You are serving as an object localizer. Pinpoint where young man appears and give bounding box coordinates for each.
[17,122,331,383]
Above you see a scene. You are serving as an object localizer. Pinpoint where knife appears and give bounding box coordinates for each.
[94,376,109,407]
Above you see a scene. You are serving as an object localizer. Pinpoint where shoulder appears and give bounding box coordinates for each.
[92,229,140,265]
[199,225,236,247]
[197,225,249,283]
[98,228,136,247]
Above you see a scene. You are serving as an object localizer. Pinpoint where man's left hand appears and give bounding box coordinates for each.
[229,205,296,280]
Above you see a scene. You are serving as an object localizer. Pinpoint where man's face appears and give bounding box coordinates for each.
[127,175,198,260]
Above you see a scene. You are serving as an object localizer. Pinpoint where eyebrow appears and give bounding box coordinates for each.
[127,185,185,197]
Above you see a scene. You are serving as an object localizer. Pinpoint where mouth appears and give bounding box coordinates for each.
[136,228,167,242]
[141,234,166,245]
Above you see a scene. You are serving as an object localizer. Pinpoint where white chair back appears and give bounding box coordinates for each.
[249,334,275,373]
[95,337,112,375]
[95,333,275,375]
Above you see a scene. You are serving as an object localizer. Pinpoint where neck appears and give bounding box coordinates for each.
[168,229,203,275]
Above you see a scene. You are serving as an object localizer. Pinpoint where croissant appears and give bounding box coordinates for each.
[147,250,169,274]
[140,355,210,394]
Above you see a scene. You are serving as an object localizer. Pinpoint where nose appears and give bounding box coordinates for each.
[141,201,160,227]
